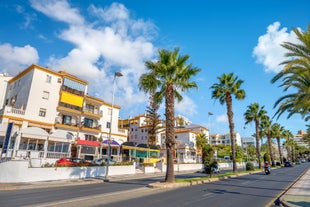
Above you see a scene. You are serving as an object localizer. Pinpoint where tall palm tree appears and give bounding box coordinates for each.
[210,73,245,172]
[271,25,310,121]
[260,115,276,166]
[139,48,200,183]
[282,129,294,161]
[271,123,285,164]
[244,103,267,168]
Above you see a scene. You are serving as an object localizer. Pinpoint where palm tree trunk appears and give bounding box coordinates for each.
[276,137,283,164]
[267,135,275,166]
[165,84,175,183]
[225,94,236,172]
[255,120,261,168]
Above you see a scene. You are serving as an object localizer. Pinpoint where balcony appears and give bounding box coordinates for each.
[55,123,79,131]
[82,107,102,119]
[80,125,101,133]
[0,106,25,118]
[57,105,82,115]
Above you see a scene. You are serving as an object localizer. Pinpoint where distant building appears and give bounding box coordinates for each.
[210,132,242,147]
[294,130,309,147]
[241,137,255,149]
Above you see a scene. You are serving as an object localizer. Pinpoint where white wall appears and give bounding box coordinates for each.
[0,160,135,183]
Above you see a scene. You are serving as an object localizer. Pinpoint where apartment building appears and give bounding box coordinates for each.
[210,132,242,147]
[241,137,255,149]
[0,64,127,163]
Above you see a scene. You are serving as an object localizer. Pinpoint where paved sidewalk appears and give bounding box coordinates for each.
[279,168,310,207]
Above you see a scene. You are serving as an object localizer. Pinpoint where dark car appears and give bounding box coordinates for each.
[284,161,293,167]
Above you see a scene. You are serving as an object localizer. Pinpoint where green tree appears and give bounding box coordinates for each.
[210,73,245,172]
[260,115,276,166]
[244,103,267,168]
[272,123,285,164]
[282,129,294,161]
[271,25,310,121]
[139,48,200,183]
[145,92,161,147]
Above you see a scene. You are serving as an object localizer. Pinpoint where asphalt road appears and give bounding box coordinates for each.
[0,163,309,207]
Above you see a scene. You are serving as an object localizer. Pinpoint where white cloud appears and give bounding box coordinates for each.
[253,22,299,73]
[30,1,156,112]
[0,43,39,74]
[30,0,84,25]
[175,95,198,116]
[216,114,228,123]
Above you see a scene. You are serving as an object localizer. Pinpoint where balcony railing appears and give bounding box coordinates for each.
[0,106,25,116]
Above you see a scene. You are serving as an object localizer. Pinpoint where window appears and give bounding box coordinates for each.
[42,91,49,100]
[106,122,111,128]
[84,118,93,128]
[63,115,72,125]
[85,134,96,141]
[46,75,52,83]
[39,108,46,117]
[57,78,62,83]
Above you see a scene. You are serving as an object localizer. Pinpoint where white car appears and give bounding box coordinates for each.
[92,158,116,165]
[211,166,220,173]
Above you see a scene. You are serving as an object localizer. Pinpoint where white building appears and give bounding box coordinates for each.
[0,64,127,163]
[210,132,242,147]
[241,137,255,149]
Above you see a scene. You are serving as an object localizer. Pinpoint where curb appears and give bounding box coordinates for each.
[147,171,258,189]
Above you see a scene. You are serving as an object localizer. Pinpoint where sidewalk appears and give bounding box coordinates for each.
[279,168,310,207]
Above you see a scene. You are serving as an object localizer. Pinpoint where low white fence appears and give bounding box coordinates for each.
[0,160,135,183]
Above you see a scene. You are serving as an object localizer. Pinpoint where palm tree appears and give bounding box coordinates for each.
[271,123,284,164]
[271,25,310,121]
[282,129,294,161]
[244,103,267,168]
[139,48,200,183]
[260,115,276,166]
[210,73,245,172]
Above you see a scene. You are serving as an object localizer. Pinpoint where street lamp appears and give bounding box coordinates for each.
[105,71,123,180]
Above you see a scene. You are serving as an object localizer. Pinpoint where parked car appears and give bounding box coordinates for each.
[301,158,306,163]
[284,161,293,167]
[211,166,221,174]
[70,158,91,166]
[92,158,116,166]
[55,158,78,167]
[56,158,91,167]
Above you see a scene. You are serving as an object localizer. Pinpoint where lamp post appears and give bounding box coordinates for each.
[105,71,122,180]
[208,112,213,144]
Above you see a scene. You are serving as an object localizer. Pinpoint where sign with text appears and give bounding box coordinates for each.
[2,122,14,155]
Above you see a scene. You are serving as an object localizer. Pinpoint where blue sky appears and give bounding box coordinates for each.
[0,0,309,138]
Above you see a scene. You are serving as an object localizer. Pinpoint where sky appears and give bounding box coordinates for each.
[0,0,309,138]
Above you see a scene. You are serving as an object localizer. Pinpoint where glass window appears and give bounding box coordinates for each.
[42,91,49,100]
[63,115,72,125]
[106,122,111,128]
[46,75,52,83]
[84,118,93,128]
[39,108,46,117]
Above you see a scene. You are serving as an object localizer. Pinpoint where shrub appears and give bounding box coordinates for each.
[246,162,255,171]
[276,162,281,166]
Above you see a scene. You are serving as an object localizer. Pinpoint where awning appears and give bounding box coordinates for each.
[60,91,83,107]
[20,127,48,140]
[102,140,119,146]
[49,130,73,142]
[77,139,99,147]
